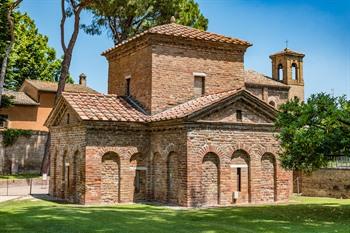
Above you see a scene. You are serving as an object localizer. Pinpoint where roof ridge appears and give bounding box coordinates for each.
[102,23,252,56]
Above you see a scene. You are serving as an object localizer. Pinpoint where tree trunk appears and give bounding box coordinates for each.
[0,43,13,105]
[55,1,84,103]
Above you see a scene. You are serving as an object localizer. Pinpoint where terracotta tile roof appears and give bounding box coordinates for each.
[269,48,305,58]
[25,79,98,94]
[102,23,252,55]
[151,88,244,121]
[62,89,247,123]
[244,70,289,88]
[3,89,39,106]
[62,92,148,122]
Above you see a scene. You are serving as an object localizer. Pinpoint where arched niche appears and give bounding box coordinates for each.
[201,152,220,206]
[101,152,120,203]
[261,153,277,202]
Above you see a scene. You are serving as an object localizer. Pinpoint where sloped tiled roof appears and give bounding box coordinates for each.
[62,92,148,122]
[269,48,305,57]
[55,87,275,125]
[244,70,289,88]
[24,79,98,94]
[3,90,39,106]
[102,23,252,55]
[151,88,244,121]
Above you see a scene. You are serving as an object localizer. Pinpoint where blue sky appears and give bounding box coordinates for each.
[20,0,350,98]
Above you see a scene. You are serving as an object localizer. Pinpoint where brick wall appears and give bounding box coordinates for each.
[186,125,291,207]
[150,129,188,206]
[106,36,247,114]
[246,86,289,108]
[201,100,273,124]
[151,43,245,113]
[107,44,152,112]
[49,121,86,204]
[84,125,150,204]
[296,169,350,198]
[0,131,47,175]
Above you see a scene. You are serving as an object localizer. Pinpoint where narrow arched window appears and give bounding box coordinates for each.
[291,63,298,80]
[278,64,283,81]
[67,113,70,124]
[269,101,276,107]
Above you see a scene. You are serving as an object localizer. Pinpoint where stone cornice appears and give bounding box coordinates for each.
[103,33,249,62]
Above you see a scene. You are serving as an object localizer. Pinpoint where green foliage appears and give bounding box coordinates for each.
[1,11,62,90]
[0,173,40,180]
[0,94,14,107]
[0,0,11,63]
[84,0,208,45]
[275,93,350,172]
[2,128,32,147]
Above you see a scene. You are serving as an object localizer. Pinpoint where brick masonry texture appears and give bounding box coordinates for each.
[295,169,350,199]
[150,43,246,113]
[49,104,291,206]
[0,131,47,175]
[48,23,305,207]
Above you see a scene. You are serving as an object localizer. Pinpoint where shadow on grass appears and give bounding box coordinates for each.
[0,200,349,233]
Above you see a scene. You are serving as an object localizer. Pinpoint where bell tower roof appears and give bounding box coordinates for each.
[269,48,305,58]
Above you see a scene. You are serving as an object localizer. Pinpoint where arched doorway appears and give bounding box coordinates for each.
[261,153,277,202]
[201,153,220,206]
[101,152,120,203]
[167,152,178,204]
[231,150,251,203]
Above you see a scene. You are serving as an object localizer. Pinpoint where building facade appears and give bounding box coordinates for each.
[0,76,97,131]
[47,22,305,206]
[0,76,97,174]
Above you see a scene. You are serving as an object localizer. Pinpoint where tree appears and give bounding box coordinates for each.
[56,0,92,102]
[84,0,208,45]
[4,12,63,90]
[0,0,21,105]
[275,93,350,172]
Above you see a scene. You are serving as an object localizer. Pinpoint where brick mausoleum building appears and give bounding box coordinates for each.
[46,22,305,206]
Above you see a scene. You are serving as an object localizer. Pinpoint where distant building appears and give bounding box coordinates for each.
[0,76,97,131]
[47,22,305,206]
[0,77,97,175]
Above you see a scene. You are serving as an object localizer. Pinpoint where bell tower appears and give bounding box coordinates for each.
[270,48,305,101]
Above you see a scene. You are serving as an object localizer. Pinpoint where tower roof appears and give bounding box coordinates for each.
[102,23,252,56]
[269,48,305,58]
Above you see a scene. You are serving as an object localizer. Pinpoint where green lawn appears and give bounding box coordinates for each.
[0,196,349,233]
[0,174,41,180]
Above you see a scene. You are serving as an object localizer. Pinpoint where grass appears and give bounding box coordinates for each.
[0,174,41,180]
[0,196,349,233]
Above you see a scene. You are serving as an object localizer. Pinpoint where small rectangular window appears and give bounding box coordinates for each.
[0,115,8,128]
[236,110,242,122]
[194,76,205,97]
[135,170,141,193]
[125,78,131,96]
